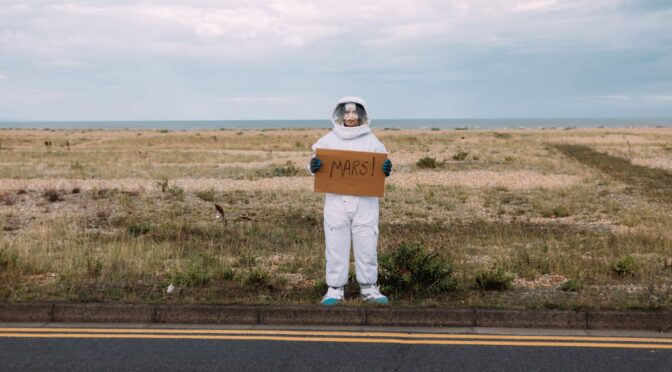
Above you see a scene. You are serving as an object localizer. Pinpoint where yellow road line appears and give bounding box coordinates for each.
[1,328,671,344]
[1,333,672,349]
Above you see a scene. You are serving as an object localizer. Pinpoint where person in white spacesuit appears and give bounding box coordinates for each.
[310,96,392,306]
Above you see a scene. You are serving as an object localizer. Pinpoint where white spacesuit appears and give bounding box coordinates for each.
[310,96,391,305]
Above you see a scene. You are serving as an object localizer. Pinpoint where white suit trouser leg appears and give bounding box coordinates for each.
[324,194,379,288]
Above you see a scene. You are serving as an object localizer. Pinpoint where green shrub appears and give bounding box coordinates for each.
[560,279,582,292]
[379,244,458,295]
[127,222,151,236]
[167,185,185,200]
[245,267,270,286]
[273,161,300,177]
[416,156,437,169]
[170,253,218,287]
[172,267,211,288]
[452,151,469,161]
[475,265,515,291]
[612,255,639,277]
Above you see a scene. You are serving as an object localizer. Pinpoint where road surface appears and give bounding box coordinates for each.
[1,324,671,371]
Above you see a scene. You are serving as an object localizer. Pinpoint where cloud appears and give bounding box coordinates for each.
[0,74,6,80]
[591,94,672,103]
[1,1,672,119]
[3,0,669,61]
[514,1,559,12]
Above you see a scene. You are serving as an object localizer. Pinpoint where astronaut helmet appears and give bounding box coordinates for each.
[331,96,369,127]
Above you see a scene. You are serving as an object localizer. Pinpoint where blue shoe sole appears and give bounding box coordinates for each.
[363,297,389,305]
[321,298,340,306]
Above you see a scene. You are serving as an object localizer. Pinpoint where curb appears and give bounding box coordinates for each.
[0,303,670,331]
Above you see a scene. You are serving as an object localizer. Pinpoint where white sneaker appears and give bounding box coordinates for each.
[321,286,344,306]
[360,284,389,305]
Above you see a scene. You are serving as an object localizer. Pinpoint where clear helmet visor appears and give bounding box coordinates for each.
[332,102,368,127]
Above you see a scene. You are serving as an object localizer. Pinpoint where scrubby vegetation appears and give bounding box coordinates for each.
[0,128,671,309]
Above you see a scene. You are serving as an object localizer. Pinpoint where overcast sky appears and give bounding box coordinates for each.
[1,0,671,120]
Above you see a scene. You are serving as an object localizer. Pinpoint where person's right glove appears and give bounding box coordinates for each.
[310,157,322,173]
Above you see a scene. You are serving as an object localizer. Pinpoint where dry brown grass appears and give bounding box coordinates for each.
[0,127,671,308]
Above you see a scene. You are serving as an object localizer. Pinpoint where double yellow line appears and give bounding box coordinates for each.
[1,328,672,349]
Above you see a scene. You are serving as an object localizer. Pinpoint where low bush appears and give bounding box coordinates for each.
[560,279,582,292]
[170,253,219,288]
[379,244,458,295]
[416,156,438,169]
[167,185,185,200]
[127,222,152,236]
[452,151,469,161]
[612,255,639,277]
[273,161,301,177]
[475,265,515,291]
[245,267,270,286]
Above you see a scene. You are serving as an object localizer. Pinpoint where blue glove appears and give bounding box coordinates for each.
[382,159,392,177]
[310,157,322,173]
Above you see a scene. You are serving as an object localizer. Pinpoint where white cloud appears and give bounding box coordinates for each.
[3,0,667,61]
[514,1,559,12]
[0,74,6,80]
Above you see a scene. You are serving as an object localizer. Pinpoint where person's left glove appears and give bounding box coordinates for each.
[382,159,392,177]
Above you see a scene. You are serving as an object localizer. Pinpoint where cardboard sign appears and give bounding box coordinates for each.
[314,148,388,197]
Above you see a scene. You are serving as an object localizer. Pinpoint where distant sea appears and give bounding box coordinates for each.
[0,118,671,130]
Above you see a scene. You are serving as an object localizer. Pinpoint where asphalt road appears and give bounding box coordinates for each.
[1,325,671,371]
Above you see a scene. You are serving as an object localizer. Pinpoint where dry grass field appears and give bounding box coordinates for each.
[1,127,671,309]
